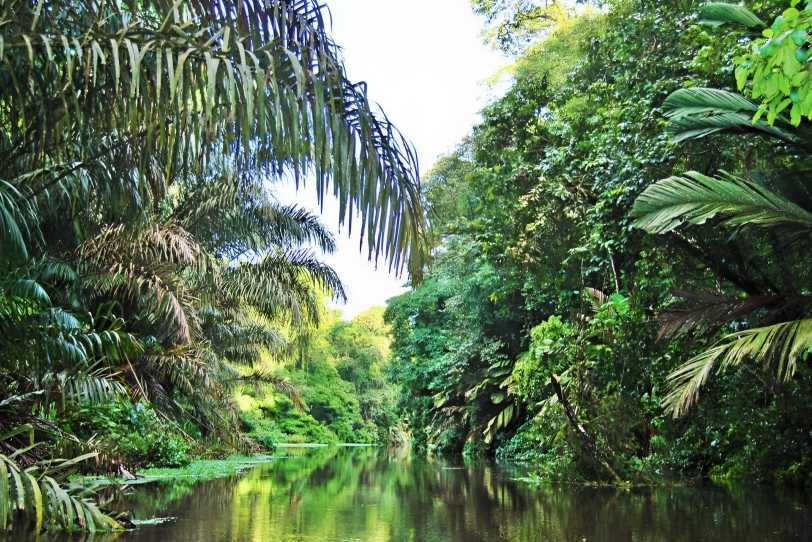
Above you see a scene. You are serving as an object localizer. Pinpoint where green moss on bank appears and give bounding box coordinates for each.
[136,455,273,481]
[71,455,274,485]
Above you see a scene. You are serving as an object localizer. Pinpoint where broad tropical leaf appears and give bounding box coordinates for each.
[484,403,518,443]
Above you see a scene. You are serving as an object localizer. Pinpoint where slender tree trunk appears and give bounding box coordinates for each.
[550,373,621,483]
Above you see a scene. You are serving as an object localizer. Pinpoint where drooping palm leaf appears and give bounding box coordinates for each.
[213,247,345,325]
[656,288,798,339]
[0,180,31,263]
[174,176,337,258]
[0,427,122,533]
[234,369,306,411]
[0,0,426,278]
[664,318,812,415]
[78,222,202,343]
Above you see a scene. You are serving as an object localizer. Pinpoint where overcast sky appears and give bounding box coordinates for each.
[275,0,506,320]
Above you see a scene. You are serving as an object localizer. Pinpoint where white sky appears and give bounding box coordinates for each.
[275,0,506,320]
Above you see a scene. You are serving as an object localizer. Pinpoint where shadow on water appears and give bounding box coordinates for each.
[4,446,811,542]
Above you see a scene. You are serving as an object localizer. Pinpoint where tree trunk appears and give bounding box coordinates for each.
[550,373,621,483]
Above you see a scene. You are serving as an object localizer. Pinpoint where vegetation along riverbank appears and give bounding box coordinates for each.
[3,0,812,534]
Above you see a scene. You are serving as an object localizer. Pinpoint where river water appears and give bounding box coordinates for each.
[3,445,811,542]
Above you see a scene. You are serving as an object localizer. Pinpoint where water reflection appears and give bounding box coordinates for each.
[4,446,811,542]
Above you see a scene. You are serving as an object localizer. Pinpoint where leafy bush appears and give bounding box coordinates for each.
[240,399,285,449]
[66,401,190,469]
[463,439,489,458]
[496,421,547,462]
[435,427,465,456]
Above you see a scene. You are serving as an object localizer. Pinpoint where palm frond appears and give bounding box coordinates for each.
[697,3,766,28]
[143,346,218,399]
[664,319,812,415]
[35,259,80,285]
[44,367,127,407]
[206,322,286,364]
[632,171,812,238]
[267,204,337,254]
[0,428,122,533]
[214,247,345,325]
[0,180,31,262]
[79,222,201,343]
[1,279,51,305]
[662,88,806,145]
[175,176,336,258]
[236,369,306,411]
[656,288,801,339]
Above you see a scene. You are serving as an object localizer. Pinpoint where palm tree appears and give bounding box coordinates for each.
[0,0,425,276]
[632,170,812,414]
[0,0,428,530]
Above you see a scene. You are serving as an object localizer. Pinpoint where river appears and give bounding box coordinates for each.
[3,445,811,542]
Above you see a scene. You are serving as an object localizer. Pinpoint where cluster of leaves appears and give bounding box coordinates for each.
[387,0,812,485]
[0,426,123,534]
[471,0,575,54]
[729,1,812,125]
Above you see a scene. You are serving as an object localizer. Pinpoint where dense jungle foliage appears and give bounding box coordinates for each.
[386,0,812,485]
[238,306,403,447]
[5,0,812,532]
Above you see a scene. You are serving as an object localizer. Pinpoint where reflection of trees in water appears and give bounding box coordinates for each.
[120,475,238,518]
[229,448,812,542]
[12,449,810,542]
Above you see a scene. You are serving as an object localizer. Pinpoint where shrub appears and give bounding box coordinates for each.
[67,400,191,469]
